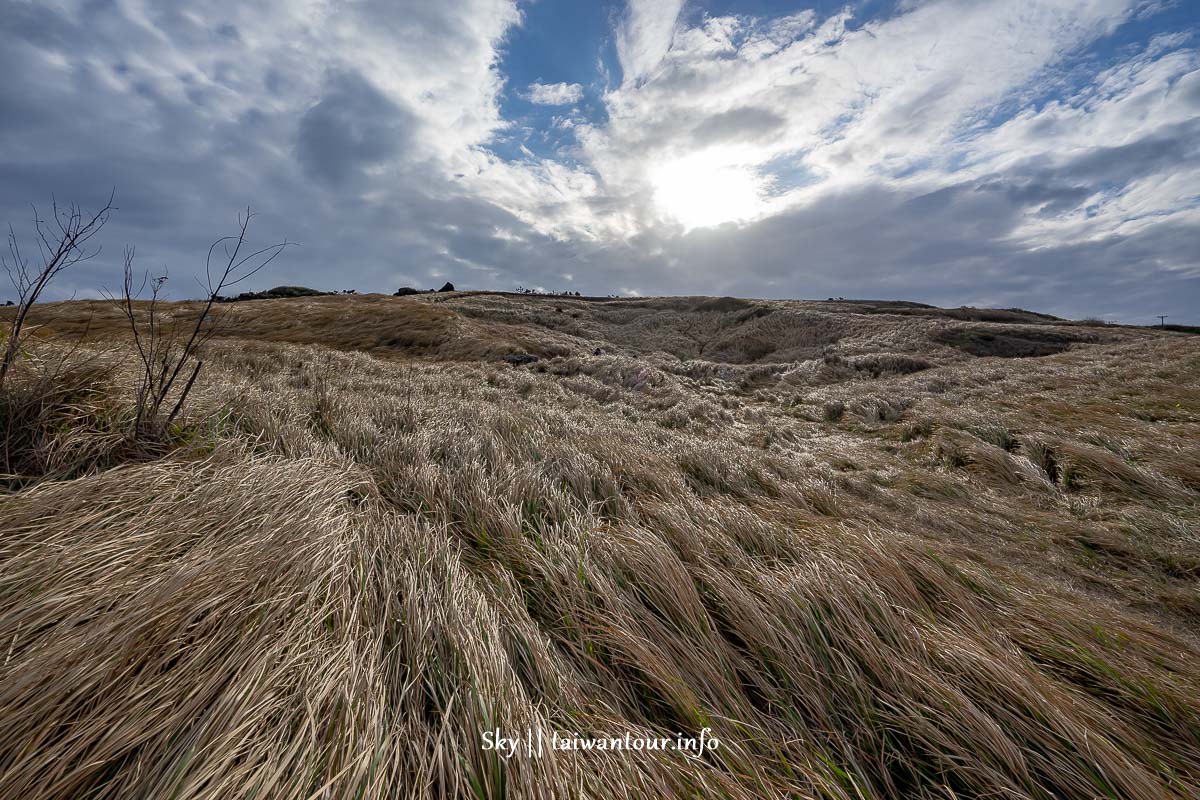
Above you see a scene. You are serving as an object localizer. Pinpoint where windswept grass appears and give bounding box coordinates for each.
[1,295,1198,799]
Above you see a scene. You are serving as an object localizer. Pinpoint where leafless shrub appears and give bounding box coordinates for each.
[0,193,114,391]
[111,208,288,435]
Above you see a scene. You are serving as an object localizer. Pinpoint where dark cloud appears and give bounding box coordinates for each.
[0,1,74,47]
[1057,119,1200,183]
[691,106,787,146]
[974,179,1093,217]
[296,70,416,187]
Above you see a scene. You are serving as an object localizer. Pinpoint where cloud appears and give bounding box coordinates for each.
[616,0,686,83]
[691,106,787,146]
[0,0,525,293]
[0,0,1195,323]
[296,70,415,186]
[523,81,584,105]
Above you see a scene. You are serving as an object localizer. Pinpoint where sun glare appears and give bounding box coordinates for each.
[652,152,768,230]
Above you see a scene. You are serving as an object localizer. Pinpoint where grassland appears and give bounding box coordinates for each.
[1,292,1198,799]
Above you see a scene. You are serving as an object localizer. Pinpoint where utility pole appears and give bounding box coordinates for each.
[1157,315,1168,328]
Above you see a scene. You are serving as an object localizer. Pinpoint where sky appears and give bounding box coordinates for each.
[1,0,1198,323]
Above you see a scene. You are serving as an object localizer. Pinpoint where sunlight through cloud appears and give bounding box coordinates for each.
[652,152,770,230]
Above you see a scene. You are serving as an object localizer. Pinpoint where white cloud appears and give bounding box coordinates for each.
[523,81,583,105]
[489,0,1190,237]
[616,0,686,83]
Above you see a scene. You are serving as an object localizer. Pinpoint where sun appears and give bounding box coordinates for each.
[651,151,768,230]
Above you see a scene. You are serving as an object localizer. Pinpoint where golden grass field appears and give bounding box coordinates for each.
[1,292,1198,799]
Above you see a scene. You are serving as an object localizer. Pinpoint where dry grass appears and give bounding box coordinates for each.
[1,295,1198,799]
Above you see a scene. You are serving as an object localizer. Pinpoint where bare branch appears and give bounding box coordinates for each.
[110,206,286,436]
[0,194,116,391]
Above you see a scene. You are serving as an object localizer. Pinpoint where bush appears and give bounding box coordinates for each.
[218,286,327,302]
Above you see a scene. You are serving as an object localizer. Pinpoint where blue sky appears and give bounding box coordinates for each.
[1,0,1198,322]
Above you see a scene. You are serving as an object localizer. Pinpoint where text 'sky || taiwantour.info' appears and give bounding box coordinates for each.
[481,728,721,760]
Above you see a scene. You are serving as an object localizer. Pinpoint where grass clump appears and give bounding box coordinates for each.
[0,354,188,487]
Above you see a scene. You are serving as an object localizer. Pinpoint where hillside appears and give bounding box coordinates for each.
[1,293,1198,799]
[16,291,1132,364]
